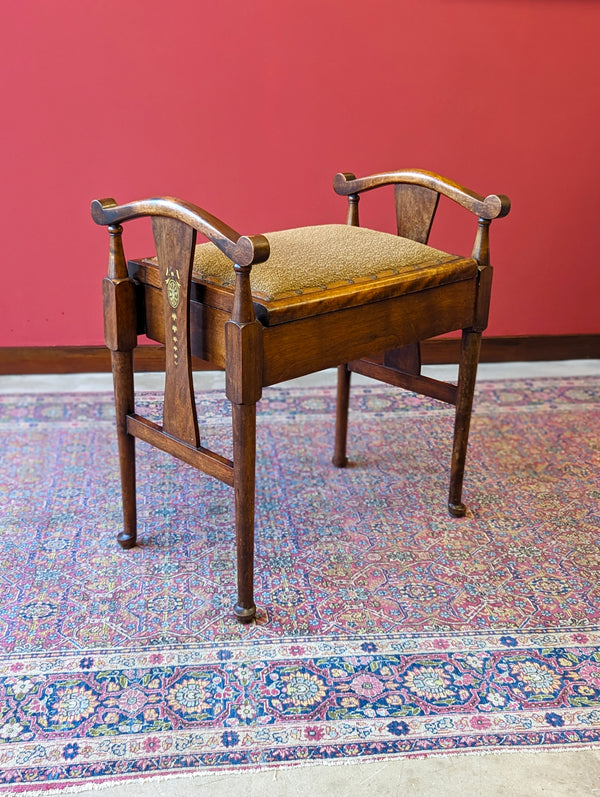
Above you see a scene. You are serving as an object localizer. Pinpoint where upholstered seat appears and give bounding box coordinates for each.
[192,224,470,299]
[136,225,478,327]
[93,168,510,623]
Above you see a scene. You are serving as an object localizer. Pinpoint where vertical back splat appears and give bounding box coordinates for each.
[394,183,440,244]
[152,216,200,447]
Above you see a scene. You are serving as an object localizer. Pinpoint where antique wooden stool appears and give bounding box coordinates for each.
[92,169,510,622]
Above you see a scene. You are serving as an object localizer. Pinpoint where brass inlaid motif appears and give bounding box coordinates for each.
[167,278,180,309]
[165,268,182,365]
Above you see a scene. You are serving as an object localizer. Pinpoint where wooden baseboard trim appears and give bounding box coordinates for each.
[423,334,600,365]
[0,336,599,375]
[0,346,168,375]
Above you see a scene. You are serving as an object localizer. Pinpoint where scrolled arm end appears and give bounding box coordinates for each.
[482,193,511,220]
[234,234,270,267]
[91,198,119,225]
[333,173,358,195]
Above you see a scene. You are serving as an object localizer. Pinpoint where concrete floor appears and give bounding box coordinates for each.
[62,749,600,797]
[3,361,600,796]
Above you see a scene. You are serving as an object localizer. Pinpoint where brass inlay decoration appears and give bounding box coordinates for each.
[167,277,180,309]
[165,267,182,365]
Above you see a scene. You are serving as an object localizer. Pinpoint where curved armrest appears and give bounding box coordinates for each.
[334,170,510,220]
[91,196,270,267]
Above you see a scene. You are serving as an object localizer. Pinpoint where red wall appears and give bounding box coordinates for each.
[2,0,599,346]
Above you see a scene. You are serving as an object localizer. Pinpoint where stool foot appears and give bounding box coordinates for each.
[234,603,256,624]
[448,502,467,518]
[117,531,136,549]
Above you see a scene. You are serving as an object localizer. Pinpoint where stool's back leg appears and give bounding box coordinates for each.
[448,328,481,517]
[333,364,351,467]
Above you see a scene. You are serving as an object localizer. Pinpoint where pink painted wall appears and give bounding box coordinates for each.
[2,0,599,346]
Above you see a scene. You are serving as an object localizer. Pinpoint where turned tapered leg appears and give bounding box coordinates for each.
[332,364,351,467]
[232,402,257,623]
[111,350,137,548]
[448,329,481,517]
[225,260,262,623]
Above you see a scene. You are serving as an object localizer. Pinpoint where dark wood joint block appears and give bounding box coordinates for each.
[134,280,148,337]
[225,319,263,405]
[103,277,138,352]
[473,265,494,332]
[383,343,422,375]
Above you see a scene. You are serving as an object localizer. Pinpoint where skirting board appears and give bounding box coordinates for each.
[0,336,599,375]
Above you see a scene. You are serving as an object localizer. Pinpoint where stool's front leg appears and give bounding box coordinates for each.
[102,223,138,549]
[231,402,257,621]
[111,350,137,547]
[226,262,264,623]
[449,219,494,516]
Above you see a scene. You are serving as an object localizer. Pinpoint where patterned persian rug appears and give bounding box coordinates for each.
[0,376,599,792]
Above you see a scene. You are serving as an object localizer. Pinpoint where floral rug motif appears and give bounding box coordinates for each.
[0,376,599,792]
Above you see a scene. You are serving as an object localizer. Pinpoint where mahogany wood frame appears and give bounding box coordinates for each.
[91,170,511,623]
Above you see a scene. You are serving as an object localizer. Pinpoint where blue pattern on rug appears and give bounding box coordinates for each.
[0,377,599,790]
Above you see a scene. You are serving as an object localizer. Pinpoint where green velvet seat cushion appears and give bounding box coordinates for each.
[192,224,458,301]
